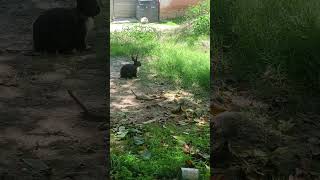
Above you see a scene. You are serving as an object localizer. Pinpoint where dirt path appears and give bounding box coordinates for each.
[0,1,107,179]
[110,57,165,126]
[110,22,180,32]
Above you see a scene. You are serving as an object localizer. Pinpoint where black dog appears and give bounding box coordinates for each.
[33,0,100,53]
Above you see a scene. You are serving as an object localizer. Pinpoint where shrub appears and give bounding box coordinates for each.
[185,0,210,36]
[193,14,210,36]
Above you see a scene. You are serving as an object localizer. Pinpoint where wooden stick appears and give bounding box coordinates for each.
[131,89,138,97]
[67,90,89,114]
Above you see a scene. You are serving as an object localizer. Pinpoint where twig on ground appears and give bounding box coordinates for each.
[67,89,89,114]
[131,89,154,101]
[67,89,106,121]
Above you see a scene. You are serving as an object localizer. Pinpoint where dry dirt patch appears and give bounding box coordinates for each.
[0,0,107,179]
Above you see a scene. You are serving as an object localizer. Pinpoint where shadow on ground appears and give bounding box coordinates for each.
[0,0,107,179]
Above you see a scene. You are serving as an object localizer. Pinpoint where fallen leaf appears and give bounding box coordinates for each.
[178,121,188,126]
[141,150,151,160]
[131,90,154,101]
[116,126,128,138]
[133,136,145,145]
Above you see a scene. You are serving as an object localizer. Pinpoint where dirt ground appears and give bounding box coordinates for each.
[110,56,207,128]
[211,57,320,179]
[0,0,107,179]
[111,57,181,126]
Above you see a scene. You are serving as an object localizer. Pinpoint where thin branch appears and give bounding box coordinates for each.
[67,90,89,114]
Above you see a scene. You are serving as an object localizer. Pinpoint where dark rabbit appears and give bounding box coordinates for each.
[120,55,142,79]
[33,0,100,53]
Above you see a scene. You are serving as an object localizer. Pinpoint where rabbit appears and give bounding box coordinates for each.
[32,0,100,53]
[120,55,142,79]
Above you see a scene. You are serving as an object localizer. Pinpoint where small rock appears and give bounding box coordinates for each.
[140,17,149,24]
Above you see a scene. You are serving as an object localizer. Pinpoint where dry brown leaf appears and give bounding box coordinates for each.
[183,143,191,154]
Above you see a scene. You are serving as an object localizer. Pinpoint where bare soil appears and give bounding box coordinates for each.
[211,57,320,179]
[0,0,107,179]
[110,57,208,129]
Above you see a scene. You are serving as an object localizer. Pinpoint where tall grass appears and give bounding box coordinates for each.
[147,41,210,90]
[214,0,320,93]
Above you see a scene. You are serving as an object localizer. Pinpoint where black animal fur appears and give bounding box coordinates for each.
[33,0,100,53]
[120,55,142,79]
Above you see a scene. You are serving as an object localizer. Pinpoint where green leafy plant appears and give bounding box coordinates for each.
[184,0,210,36]
[192,14,210,36]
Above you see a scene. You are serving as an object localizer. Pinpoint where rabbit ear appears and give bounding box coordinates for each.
[131,54,138,62]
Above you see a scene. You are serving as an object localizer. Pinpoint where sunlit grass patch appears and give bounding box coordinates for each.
[111,25,210,93]
[143,41,210,91]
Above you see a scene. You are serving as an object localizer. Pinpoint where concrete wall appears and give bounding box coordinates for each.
[160,0,201,19]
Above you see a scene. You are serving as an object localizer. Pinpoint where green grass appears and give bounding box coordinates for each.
[144,41,210,91]
[110,25,210,93]
[110,25,159,57]
[110,0,210,93]
[110,122,210,179]
[213,0,320,94]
